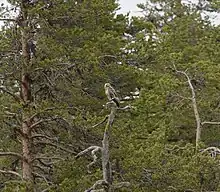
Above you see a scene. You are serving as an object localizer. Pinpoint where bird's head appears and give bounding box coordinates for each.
[104,83,111,88]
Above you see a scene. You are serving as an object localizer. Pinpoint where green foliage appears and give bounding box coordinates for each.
[0,0,220,191]
[1,181,27,192]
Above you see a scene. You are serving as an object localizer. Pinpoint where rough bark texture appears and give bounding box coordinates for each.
[102,107,116,191]
[77,88,130,192]
[20,2,34,190]
[21,117,34,182]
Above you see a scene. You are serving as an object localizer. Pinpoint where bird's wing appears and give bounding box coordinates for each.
[105,90,112,100]
[109,86,118,97]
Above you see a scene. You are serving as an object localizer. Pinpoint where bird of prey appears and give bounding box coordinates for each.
[104,83,120,107]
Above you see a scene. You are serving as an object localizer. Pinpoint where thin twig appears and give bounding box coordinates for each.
[41,185,55,192]
[0,87,20,101]
[91,116,108,128]
[33,156,64,162]
[30,117,60,130]
[33,172,51,185]
[0,18,16,22]
[31,134,57,140]
[85,180,107,192]
[113,182,131,189]
[35,141,77,155]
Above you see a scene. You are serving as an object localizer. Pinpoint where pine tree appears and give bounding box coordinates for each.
[0,0,138,191]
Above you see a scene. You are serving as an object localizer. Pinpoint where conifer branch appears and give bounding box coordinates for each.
[0,86,20,102]
[30,117,60,130]
[33,172,52,184]
[31,134,57,140]
[35,159,53,167]
[0,152,23,159]
[35,141,77,155]
[29,107,77,121]
[0,169,23,179]
[33,156,64,162]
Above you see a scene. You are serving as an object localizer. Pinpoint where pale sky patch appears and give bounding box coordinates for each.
[118,0,220,25]
[118,0,143,16]
[0,0,219,25]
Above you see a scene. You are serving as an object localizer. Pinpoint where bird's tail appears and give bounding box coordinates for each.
[112,98,120,107]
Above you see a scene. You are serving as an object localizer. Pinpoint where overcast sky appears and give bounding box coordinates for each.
[118,0,143,16]
[0,0,219,25]
[118,0,220,25]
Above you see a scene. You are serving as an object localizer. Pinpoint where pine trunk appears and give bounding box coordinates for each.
[20,3,34,190]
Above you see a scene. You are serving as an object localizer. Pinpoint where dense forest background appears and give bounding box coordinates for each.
[0,0,220,191]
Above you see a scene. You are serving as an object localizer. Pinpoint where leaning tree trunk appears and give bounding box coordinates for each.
[76,97,131,191]
[102,107,117,192]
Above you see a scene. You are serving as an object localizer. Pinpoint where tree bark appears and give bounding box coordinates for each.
[102,107,116,192]
[174,65,201,150]
[20,3,34,190]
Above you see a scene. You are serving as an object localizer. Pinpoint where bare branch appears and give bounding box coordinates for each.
[85,180,107,192]
[87,147,102,173]
[171,93,191,100]
[91,116,108,128]
[114,182,131,189]
[29,107,59,121]
[41,185,55,192]
[42,72,55,87]
[201,121,220,126]
[118,105,133,110]
[36,141,77,155]
[33,165,49,173]
[30,117,60,130]
[33,172,52,185]
[32,134,78,150]
[33,156,64,162]
[31,134,57,140]
[35,159,53,167]
[0,152,23,159]
[99,55,117,59]
[0,87,20,102]
[76,146,102,159]
[200,147,220,158]
[76,146,102,173]
[165,145,188,152]
[87,190,105,192]
[30,119,51,130]
[173,64,201,149]
[0,169,23,180]
[0,18,16,22]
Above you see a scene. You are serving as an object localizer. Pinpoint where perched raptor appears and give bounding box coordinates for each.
[104,83,120,107]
